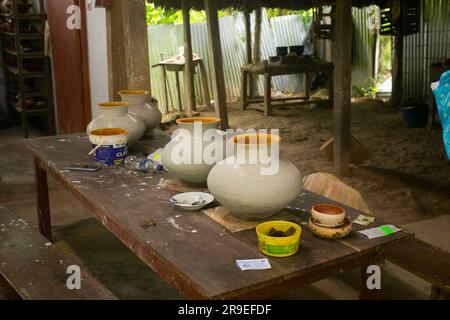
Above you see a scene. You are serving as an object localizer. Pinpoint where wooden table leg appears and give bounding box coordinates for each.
[175,71,183,112]
[33,155,52,242]
[328,69,334,108]
[198,61,211,109]
[304,73,311,100]
[264,73,272,116]
[359,252,384,300]
[241,70,248,110]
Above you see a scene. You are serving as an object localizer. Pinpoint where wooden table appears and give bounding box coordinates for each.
[27,132,410,300]
[152,57,211,114]
[241,59,334,116]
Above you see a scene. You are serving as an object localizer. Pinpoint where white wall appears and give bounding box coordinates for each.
[85,0,109,119]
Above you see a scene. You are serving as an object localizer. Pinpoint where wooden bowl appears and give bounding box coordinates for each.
[308,217,352,239]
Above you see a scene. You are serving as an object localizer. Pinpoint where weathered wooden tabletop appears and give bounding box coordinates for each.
[27,131,411,300]
[242,59,334,75]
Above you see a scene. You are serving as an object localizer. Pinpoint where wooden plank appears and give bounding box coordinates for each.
[333,0,352,176]
[252,6,262,95]
[0,204,117,300]
[204,0,229,129]
[242,60,334,75]
[241,70,248,110]
[385,238,450,293]
[182,1,196,114]
[34,154,52,242]
[391,35,403,109]
[198,60,211,109]
[243,1,253,98]
[264,73,272,116]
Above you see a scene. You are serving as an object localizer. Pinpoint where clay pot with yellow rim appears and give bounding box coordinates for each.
[118,90,162,134]
[86,102,145,147]
[207,133,302,220]
[161,117,232,185]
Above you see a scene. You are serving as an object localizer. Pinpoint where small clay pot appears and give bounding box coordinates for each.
[311,204,345,227]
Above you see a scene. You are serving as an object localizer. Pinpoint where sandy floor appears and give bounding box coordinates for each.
[196,99,450,225]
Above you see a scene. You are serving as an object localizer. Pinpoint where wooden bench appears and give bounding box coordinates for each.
[0,204,117,300]
[385,237,450,300]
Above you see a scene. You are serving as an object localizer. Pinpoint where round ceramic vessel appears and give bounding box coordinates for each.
[87,102,145,147]
[207,133,302,220]
[161,117,230,185]
[311,204,345,227]
[118,90,162,133]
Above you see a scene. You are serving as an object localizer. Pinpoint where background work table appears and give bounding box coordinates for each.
[241,59,334,116]
[27,132,410,300]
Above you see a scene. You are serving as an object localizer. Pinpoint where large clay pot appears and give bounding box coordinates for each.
[118,90,162,133]
[161,117,230,185]
[87,102,145,147]
[207,133,302,220]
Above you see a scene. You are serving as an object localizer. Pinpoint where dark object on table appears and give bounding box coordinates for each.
[289,45,304,56]
[269,56,280,63]
[400,102,429,128]
[267,227,296,238]
[276,46,288,57]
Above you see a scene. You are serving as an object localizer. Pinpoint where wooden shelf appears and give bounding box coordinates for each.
[0,30,44,40]
[9,98,49,115]
[0,12,45,20]
[3,48,45,58]
[5,65,46,78]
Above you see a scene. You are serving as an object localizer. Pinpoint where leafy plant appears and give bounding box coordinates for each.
[353,77,379,98]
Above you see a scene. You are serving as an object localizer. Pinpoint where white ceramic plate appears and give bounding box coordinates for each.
[170,192,215,211]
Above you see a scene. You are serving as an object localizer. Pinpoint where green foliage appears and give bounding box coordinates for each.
[353,77,379,98]
[146,4,313,26]
[146,3,235,25]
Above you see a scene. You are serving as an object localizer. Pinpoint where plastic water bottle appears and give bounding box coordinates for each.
[124,156,164,173]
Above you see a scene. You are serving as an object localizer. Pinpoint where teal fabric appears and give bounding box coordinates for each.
[433,70,450,160]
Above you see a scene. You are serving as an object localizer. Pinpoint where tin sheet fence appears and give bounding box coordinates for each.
[403,0,450,102]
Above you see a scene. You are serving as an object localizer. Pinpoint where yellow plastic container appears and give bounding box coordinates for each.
[256,221,302,258]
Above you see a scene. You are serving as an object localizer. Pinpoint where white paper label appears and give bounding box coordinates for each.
[236,259,272,271]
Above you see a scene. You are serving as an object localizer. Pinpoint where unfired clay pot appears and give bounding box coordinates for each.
[207,133,302,220]
[118,90,162,133]
[161,117,230,185]
[87,102,145,147]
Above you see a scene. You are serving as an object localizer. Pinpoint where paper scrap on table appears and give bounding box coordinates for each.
[353,214,375,226]
[236,259,271,271]
[359,225,402,239]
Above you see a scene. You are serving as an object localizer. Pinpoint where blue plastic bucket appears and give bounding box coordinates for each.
[89,128,129,167]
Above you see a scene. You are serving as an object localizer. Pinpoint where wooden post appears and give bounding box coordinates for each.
[182,1,196,114]
[106,0,151,100]
[252,6,262,96]
[243,1,253,97]
[333,0,352,177]
[391,35,403,109]
[204,0,229,129]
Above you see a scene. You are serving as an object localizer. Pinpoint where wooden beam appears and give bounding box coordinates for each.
[106,0,151,100]
[252,6,262,95]
[182,1,196,114]
[204,0,229,129]
[243,1,253,98]
[391,35,403,109]
[333,0,352,177]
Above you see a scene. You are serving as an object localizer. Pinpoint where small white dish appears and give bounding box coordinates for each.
[170,192,214,211]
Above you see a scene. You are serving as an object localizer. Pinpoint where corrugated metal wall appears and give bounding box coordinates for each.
[352,7,375,89]
[149,8,375,113]
[403,0,450,101]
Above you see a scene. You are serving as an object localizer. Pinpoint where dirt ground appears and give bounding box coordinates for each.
[199,99,450,225]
